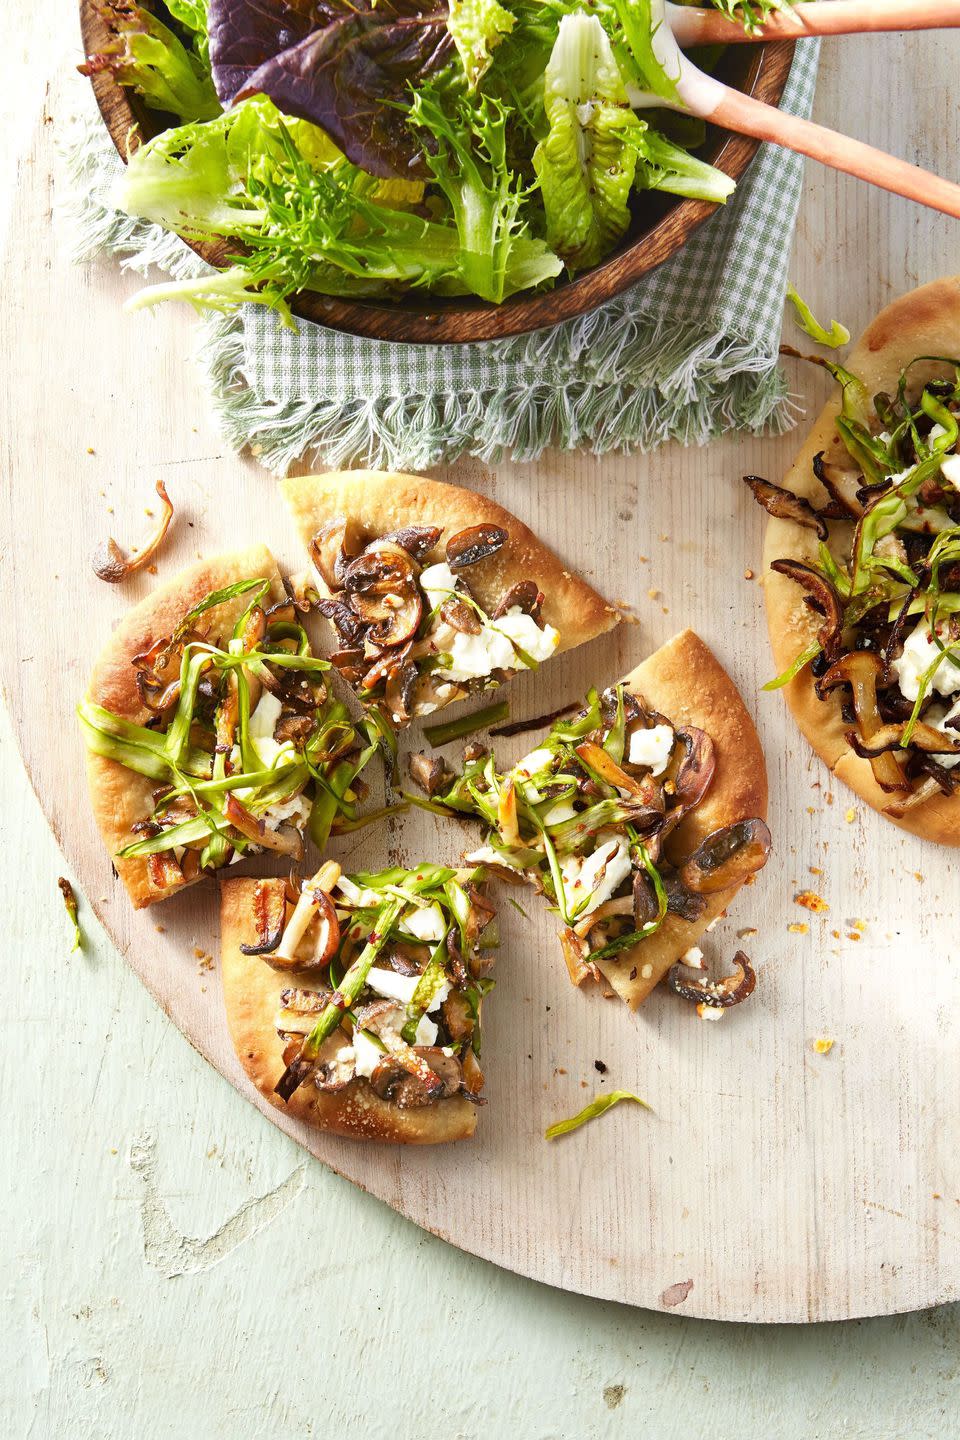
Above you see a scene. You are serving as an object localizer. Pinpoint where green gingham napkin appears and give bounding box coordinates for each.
[62,40,818,474]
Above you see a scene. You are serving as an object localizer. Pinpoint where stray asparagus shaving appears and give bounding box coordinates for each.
[92,480,174,582]
[545,1089,651,1139]
[424,700,510,748]
[785,283,850,350]
[58,877,82,951]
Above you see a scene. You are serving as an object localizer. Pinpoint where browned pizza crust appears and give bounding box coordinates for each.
[593,630,769,1007]
[83,548,285,908]
[220,877,478,1143]
[281,471,621,656]
[762,276,960,845]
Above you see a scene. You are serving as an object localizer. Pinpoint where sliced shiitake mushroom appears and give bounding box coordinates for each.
[369,1046,456,1107]
[311,517,359,591]
[493,580,543,622]
[660,871,707,922]
[407,750,453,796]
[381,525,441,562]
[819,651,910,792]
[672,727,716,811]
[316,598,367,647]
[812,451,864,519]
[633,870,661,927]
[223,794,305,861]
[446,524,507,571]
[240,877,288,956]
[440,990,475,1045]
[743,475,828,539]
[679,819,772,895]
[440,591,482,634]
[343,546,423,647]
[846,720,960,758]
[93,480,175,583]
[769,559,844,662]
[384,658,419,724]
[667,950,757,1008]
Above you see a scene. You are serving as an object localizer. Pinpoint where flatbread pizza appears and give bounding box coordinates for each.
[411,630,770,1012]
[79,549,379,908]
[221,860,496,1143]
[281,471,620,729]
[747,276,960,842]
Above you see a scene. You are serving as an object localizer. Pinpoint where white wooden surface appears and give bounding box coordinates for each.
[4,1,960,1329]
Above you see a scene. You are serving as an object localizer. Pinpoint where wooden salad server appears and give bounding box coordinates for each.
[667,0,960,46]
[629,0,960,218]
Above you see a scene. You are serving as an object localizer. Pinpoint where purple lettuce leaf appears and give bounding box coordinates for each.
[208,0,453,178]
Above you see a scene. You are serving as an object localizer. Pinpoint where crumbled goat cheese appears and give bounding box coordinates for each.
[627,724,675,776]
[891,620,960,702]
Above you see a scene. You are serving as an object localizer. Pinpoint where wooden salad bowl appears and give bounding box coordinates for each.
[79,1,795,344]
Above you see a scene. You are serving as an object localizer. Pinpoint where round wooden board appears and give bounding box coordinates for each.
[5,59,960,1324]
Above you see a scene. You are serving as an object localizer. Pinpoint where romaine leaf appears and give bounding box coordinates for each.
[79,1,220,121]
[627,120,735,203]
[532,13,639,272]
[209,0,453,178]
[448,0,515,88]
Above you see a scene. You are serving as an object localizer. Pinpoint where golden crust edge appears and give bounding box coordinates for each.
[219,877,478,1143]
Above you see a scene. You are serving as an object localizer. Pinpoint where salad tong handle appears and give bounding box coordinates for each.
[710,83,960,217]
[667,0,960,46]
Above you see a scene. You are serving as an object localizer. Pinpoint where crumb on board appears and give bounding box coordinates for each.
[795,890,829,914]
[697,1003,724,1022]
[806,805,816,815]
[845,808,856,823]
[648,588,660,601]
[812,1038,835,1055]
[809,866,823,876]
[594,1060,608,1075]
[788,921,809,935]
[846,932,862,943]
[831,928,841,939]
[155,924,166,933]
[736,927,758,939]
[744,568,755,580]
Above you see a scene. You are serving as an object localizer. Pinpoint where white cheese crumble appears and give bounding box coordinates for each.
[428,604,560,684]
[365,968,420,1005]
[561,831,632,918]
[679,946,705,969]
[465,845,524,870]
[351,1030,382,1079]
[627,723,675,776]
[415,1014,439,1047]
[399,902,447,943]
[891,620,960,702]
[419,561,459,610]
[940,454,960,490]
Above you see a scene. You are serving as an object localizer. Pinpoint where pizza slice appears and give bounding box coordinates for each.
[281,471,620,729]
[79,548,379,908]
[411,631,770,1011]
[746,276,960,842]
[221,859,496,1143]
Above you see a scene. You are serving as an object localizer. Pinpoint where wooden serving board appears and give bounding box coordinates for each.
[4,44,960,1323]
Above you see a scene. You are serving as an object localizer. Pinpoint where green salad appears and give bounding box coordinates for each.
[81,0,784,315]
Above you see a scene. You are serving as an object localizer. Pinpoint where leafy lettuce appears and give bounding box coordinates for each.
[79,1,220,121]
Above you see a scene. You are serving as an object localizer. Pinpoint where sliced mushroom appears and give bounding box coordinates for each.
[408,750,453,797]
[316,597,367,647]
[672,727,716,812]
[633,870,661,926]
[769,559,844,662]
[382,943,427,977]
[381,525,441,562]
[661,872,707,922]
[812,451,864,519]
[369,1046,456,1108]
[845,720,960,759]
[440,990,475,1045]
[493,580,543,623]
[240,877,288,956]
[559,926,601,987]
[275,986,332,1035]
[223,794,305,860]
[384,659,419,725]
[667,950,756,1009]
[440,592,482,634]
[446,524,507,570]
[460,1048,485,1097]
[310,517,359,591]
[743,475,828,539]
[679,819,772,895]
[270,863,342,970]
[343,547,423,648]
[819,651,910,792]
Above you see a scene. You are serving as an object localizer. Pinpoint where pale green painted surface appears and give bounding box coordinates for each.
[3,703,958,1439]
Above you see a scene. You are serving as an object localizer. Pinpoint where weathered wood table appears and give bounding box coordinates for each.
[3,4,960,1431]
